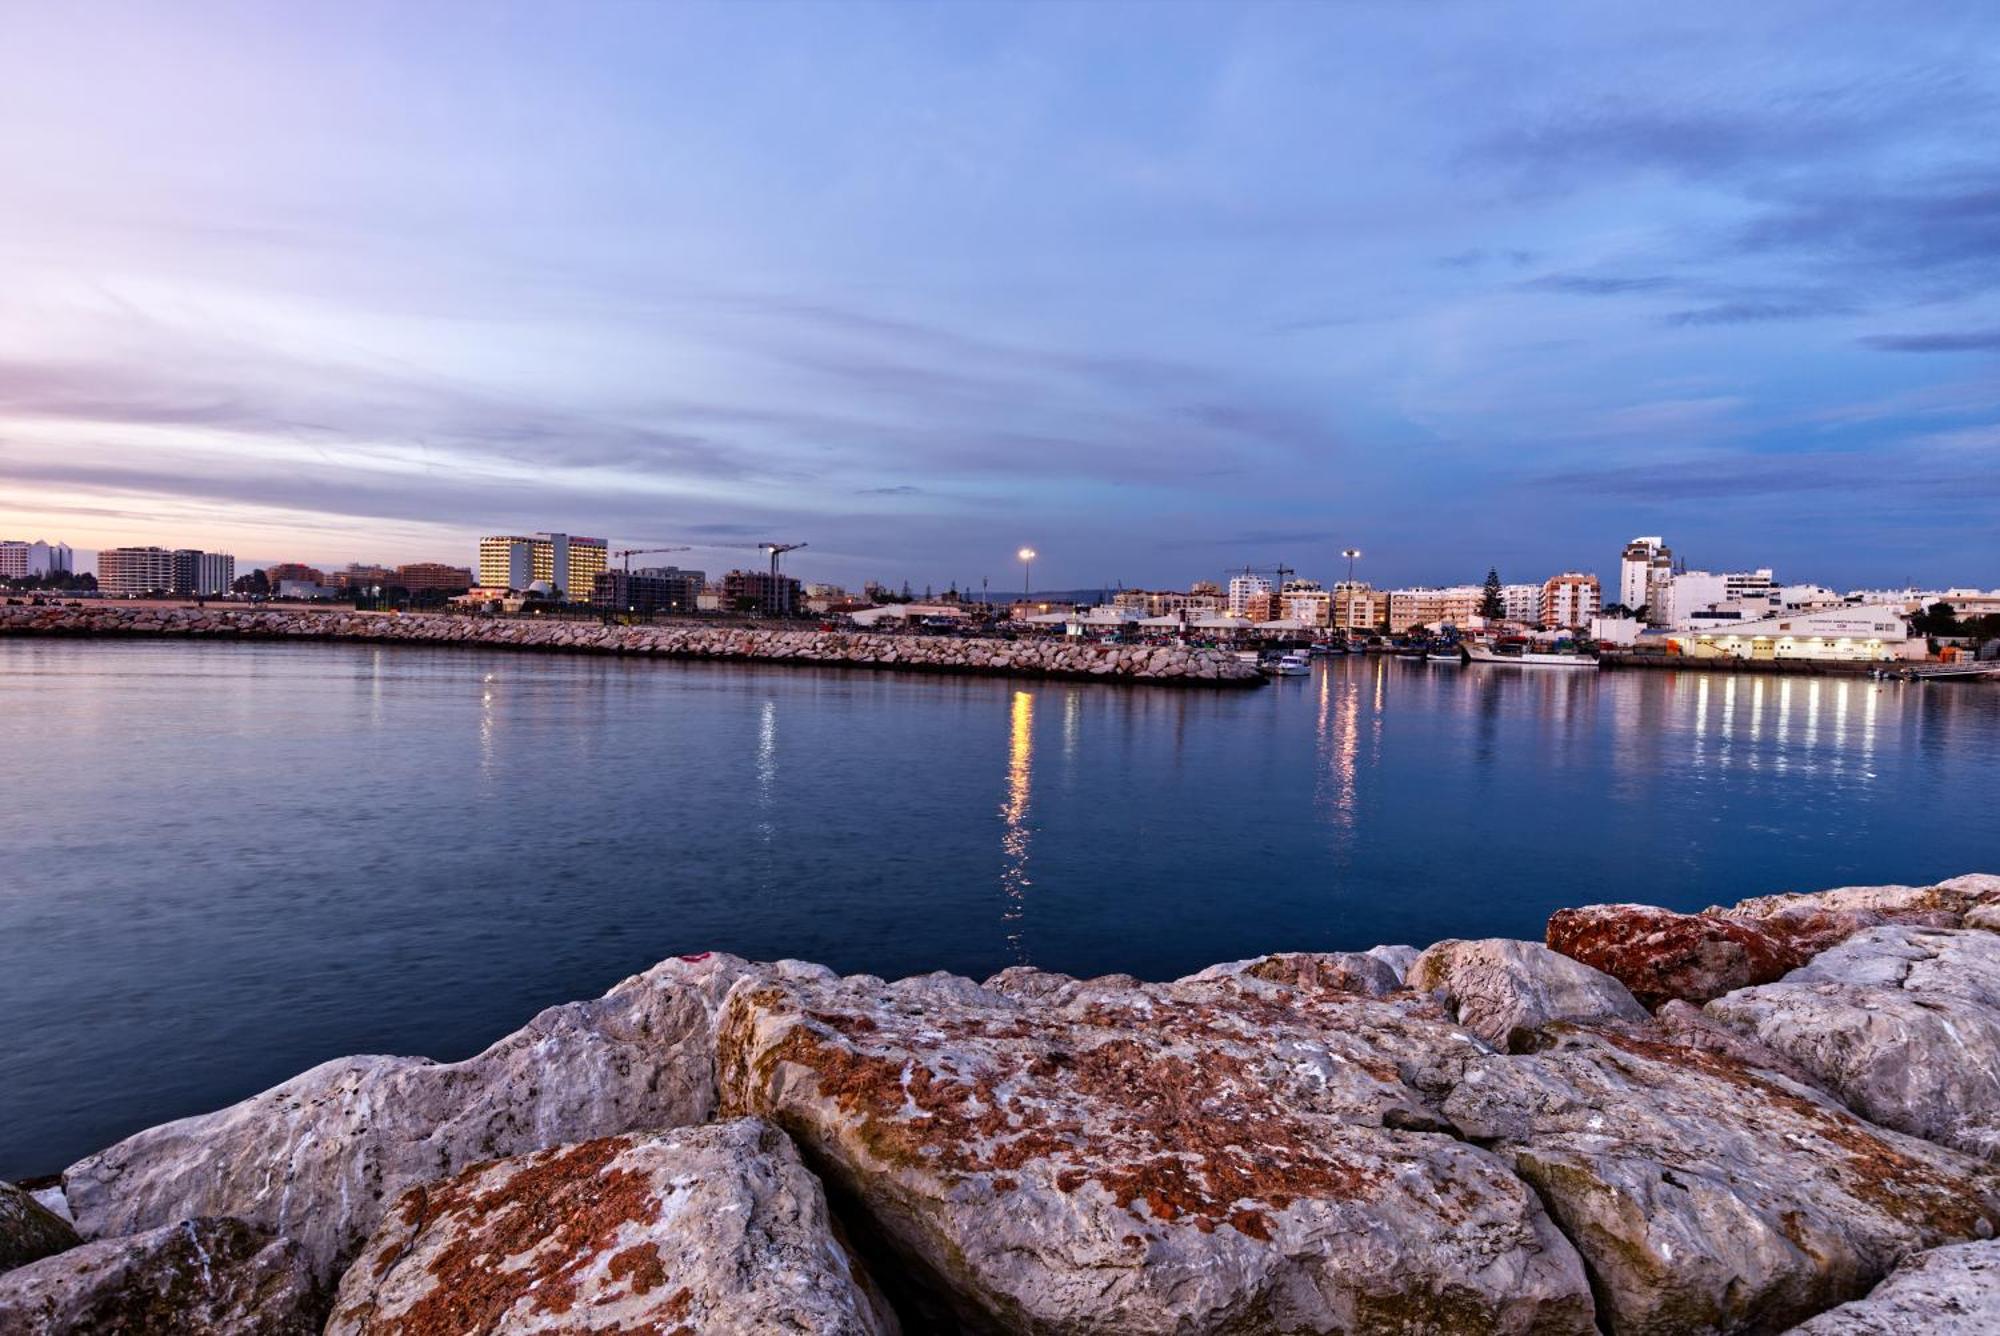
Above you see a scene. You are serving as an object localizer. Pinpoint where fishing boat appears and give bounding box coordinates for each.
[1426,646,1462,663]
[1463,642,1598,669]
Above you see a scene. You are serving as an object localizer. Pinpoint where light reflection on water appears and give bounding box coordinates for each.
[2,639,1998,1177]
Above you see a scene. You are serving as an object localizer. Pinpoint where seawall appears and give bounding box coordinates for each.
[0,603,1266,687]
[6,871,2000,1333]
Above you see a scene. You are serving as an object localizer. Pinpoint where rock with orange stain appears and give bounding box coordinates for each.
[324,1119,892,1336]
[1545,903,1802,1008]
[1406,938,1647,1050]
[63,952,797,1287]
[0,1217,319,1335]
[717,967,1597,1335]
[1707,926,2000,1162]
[1443,1020,2000,1335]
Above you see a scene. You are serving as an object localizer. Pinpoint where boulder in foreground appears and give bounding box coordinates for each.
[1786,1239,2000,1333]
[62,952,766,1285]
[326,1118,892,1335]
[0,1182,77,1276]
[719,965,1595,1334]
[1406,937,1647,1049]
[1546,903,1800,1008]
[0,1217,318,1335]
[1706,926,2000,1161]
[1444,1020,2000,1335]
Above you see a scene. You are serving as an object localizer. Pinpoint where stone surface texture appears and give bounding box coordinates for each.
[1785,1239,2000,1333]
[1444,1020,2000,1335]
[0,1217,319,1335]
[0,605,1262,685]
[1546,903,1801,1008]
[0,1184,77,1280]
[1406,937,1648,1050]
[718,965,1596,1335]
[326,1118,892,1336]
[0,1183,77,1277]
[1706,926,2000,1161]
[63,951,763,1285]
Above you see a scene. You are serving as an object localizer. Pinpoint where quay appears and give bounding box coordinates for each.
[0,603,1267,687]
[1597,650,1996,681]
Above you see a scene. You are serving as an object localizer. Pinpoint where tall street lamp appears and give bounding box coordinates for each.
[1018,547,1036,599]
[1342,547,1363,585]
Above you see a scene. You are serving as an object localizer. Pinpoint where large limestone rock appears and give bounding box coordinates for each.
[1184,950,1402,996]
[1706,926,2000,1161]
[0,1217,319,1335]
[326,1119,892,1335]
[1546,903,1800,1008]
[718,966,1596,1334]
[1443,1021,2000,1335]
[1712,876,2000,958]
[64,951,770,1285]
[0,1183,77,1276]
[1406,937,1647,1050]
[1785,1239,2000,1333]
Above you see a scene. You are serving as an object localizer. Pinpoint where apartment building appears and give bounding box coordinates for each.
[97,547,177,596]
[476,533,608,601]
[1540,571,1602,629]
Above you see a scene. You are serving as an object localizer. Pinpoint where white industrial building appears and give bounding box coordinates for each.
[1673,605,1920,662]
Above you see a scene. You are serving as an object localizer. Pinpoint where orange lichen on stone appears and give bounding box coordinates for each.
[367,1136,668,1335]
[742,984,1394,1238]
[1546,905,1800,1008]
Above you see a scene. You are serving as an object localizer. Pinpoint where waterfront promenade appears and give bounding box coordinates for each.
[0,603,1264,686]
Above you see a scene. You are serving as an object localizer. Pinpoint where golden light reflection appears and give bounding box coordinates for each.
[1000,689,1035,961]
[1314,668,1362,839]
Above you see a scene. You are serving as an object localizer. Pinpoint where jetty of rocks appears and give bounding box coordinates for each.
[0,604,1266,686]
[6,872,2000,1333]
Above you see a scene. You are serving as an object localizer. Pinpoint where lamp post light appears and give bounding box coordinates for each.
[1018,547,1036,599]
[1342,547,1363,585]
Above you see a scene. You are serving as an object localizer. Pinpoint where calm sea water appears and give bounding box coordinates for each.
[4,638,1997,1176]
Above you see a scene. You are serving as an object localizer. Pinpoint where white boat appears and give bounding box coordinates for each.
[1463,643,1597,669]
[1263,651,1311,676]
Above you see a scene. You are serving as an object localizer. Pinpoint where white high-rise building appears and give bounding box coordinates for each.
[1226,573,1272,617]
[98,547,177,596]
[0,539,73,579]
[1619,536,1673,616]
[1541,572,1602,629]
[1501,584,1542,623]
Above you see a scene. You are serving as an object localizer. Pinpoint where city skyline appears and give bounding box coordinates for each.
[4,3,2000,590]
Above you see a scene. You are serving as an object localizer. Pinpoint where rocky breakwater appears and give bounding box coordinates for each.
[0,604,1265,686]
[7,874,2000,1334]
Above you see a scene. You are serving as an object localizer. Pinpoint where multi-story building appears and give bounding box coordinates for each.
[331,563,395,591]
[266,563,326,587]
[1226,573,1273,618]
[394,563,474,594]
[1653,569,1781,629]
[1619,536,1673,613]
[97,546,177,597]
[594,567,705,614]
[722,568,803,616]
[0,539,73,579]
[1279,580,1331,626]
[1330,582,1387,631]
[1387,586,1484,632]
[1501,584,1542,624]
[1540,572,1602,629]
[170,549,236,596]
[477,533,607,601]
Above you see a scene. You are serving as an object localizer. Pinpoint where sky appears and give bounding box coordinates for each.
[2,1,1997,593]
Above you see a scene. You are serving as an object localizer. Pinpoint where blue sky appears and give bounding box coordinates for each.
[1,1,1996,591]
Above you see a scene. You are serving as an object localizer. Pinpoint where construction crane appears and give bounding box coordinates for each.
[614,546,692,572]
[759,542,808,617]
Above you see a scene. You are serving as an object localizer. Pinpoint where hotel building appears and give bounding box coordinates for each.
[170,549,236,596]
[477,533,609,601]
[97,546,177,597]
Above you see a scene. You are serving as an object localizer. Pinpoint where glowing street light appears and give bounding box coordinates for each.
[1341,547,1363,585]
[1017,547,1037,598]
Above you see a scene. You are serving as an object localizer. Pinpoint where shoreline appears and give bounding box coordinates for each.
[5,871,1999,1331]
[0,604,1266,688]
